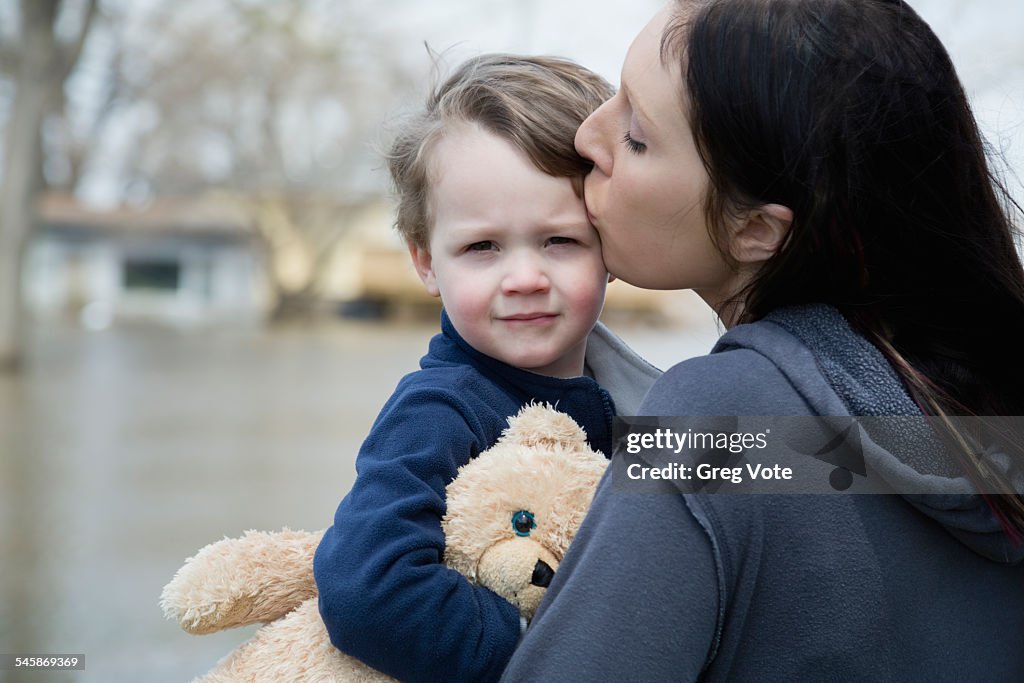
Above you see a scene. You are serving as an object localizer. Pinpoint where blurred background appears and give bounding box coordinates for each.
[0,0,1020,680]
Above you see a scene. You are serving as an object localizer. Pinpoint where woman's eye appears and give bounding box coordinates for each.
[622,131,647,155]
[466,241,495,252]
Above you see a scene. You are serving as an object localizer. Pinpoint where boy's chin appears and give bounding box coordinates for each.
[513,353,583,380]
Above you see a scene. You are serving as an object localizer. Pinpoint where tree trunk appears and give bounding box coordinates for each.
[0,0,94,370]
[0,1,60,369]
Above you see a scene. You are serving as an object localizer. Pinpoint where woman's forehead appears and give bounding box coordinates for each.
[621,7,688,127]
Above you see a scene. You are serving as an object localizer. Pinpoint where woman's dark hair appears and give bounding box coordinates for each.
[665,0,1024,529]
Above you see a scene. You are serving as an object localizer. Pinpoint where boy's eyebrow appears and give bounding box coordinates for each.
[530,214,595,230]
[446,218,593,236]
[541,222,595,233]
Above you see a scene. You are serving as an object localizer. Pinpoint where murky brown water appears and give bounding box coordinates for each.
[0,312,719,682]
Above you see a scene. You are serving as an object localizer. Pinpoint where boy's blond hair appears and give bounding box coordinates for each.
[387,54,614,250]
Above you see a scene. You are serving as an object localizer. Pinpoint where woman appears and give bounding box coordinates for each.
[501,1,1024,680]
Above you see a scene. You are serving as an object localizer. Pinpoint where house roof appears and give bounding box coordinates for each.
[36,192,256,242]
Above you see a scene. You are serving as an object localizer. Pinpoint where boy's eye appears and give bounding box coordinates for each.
[622,131,647,155]
[546,236,577,246]
[466,241,495,252]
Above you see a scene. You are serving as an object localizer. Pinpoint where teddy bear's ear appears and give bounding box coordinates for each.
[500,403,588,450]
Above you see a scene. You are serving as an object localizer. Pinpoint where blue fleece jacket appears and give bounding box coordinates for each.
[313,311,658,682]
[502,304,1024,681]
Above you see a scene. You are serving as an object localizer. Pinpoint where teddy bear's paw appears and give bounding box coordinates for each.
[162,528,326,633]
[165,590,260,636]
[194,598,397,683]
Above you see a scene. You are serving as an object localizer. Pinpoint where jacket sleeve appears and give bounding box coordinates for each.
[313,387,520,683]
[500,472,721,682]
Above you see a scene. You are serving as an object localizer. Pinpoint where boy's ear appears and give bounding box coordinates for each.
[408,242,440,297]
[729,203,792,264]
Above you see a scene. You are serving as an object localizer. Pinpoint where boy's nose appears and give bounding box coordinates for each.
[501,254,550,295]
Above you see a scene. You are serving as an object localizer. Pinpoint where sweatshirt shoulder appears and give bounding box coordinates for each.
[392,361,493,401]
[375,364,505,435]
[640,348,812,416]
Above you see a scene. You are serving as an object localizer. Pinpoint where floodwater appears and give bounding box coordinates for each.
[0,309,719,683]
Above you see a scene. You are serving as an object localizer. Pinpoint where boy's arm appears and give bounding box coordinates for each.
[314,387,521,683]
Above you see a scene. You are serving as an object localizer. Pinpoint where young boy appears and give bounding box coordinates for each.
[313,54,660,682]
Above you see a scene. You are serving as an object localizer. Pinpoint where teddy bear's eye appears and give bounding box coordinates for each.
[511,510,536,537]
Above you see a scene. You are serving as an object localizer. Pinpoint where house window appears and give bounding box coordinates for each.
[123,258,181,291]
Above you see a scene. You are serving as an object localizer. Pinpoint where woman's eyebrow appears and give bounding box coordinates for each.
[620,80,657,135]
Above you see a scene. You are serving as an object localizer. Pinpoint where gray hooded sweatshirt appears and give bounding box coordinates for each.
[502,304,1024,682]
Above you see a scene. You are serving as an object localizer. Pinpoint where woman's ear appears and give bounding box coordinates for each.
[407,242,440,297]
[729,203,793,264]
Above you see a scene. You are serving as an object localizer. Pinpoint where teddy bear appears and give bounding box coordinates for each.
[161,404,609,682]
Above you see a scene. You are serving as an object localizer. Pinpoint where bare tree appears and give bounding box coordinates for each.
[0,0,96,370]
[72,0,421,317]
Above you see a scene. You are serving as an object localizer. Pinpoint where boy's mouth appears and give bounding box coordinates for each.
[499,313,558,323]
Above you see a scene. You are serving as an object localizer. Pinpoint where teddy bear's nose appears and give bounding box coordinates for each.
[531,560,555,588]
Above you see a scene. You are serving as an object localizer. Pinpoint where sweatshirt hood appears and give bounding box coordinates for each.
[715,304,1024,564]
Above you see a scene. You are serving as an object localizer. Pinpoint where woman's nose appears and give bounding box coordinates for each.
[575,101,612,178]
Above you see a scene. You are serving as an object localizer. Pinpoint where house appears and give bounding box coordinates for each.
[23,193,273,329]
